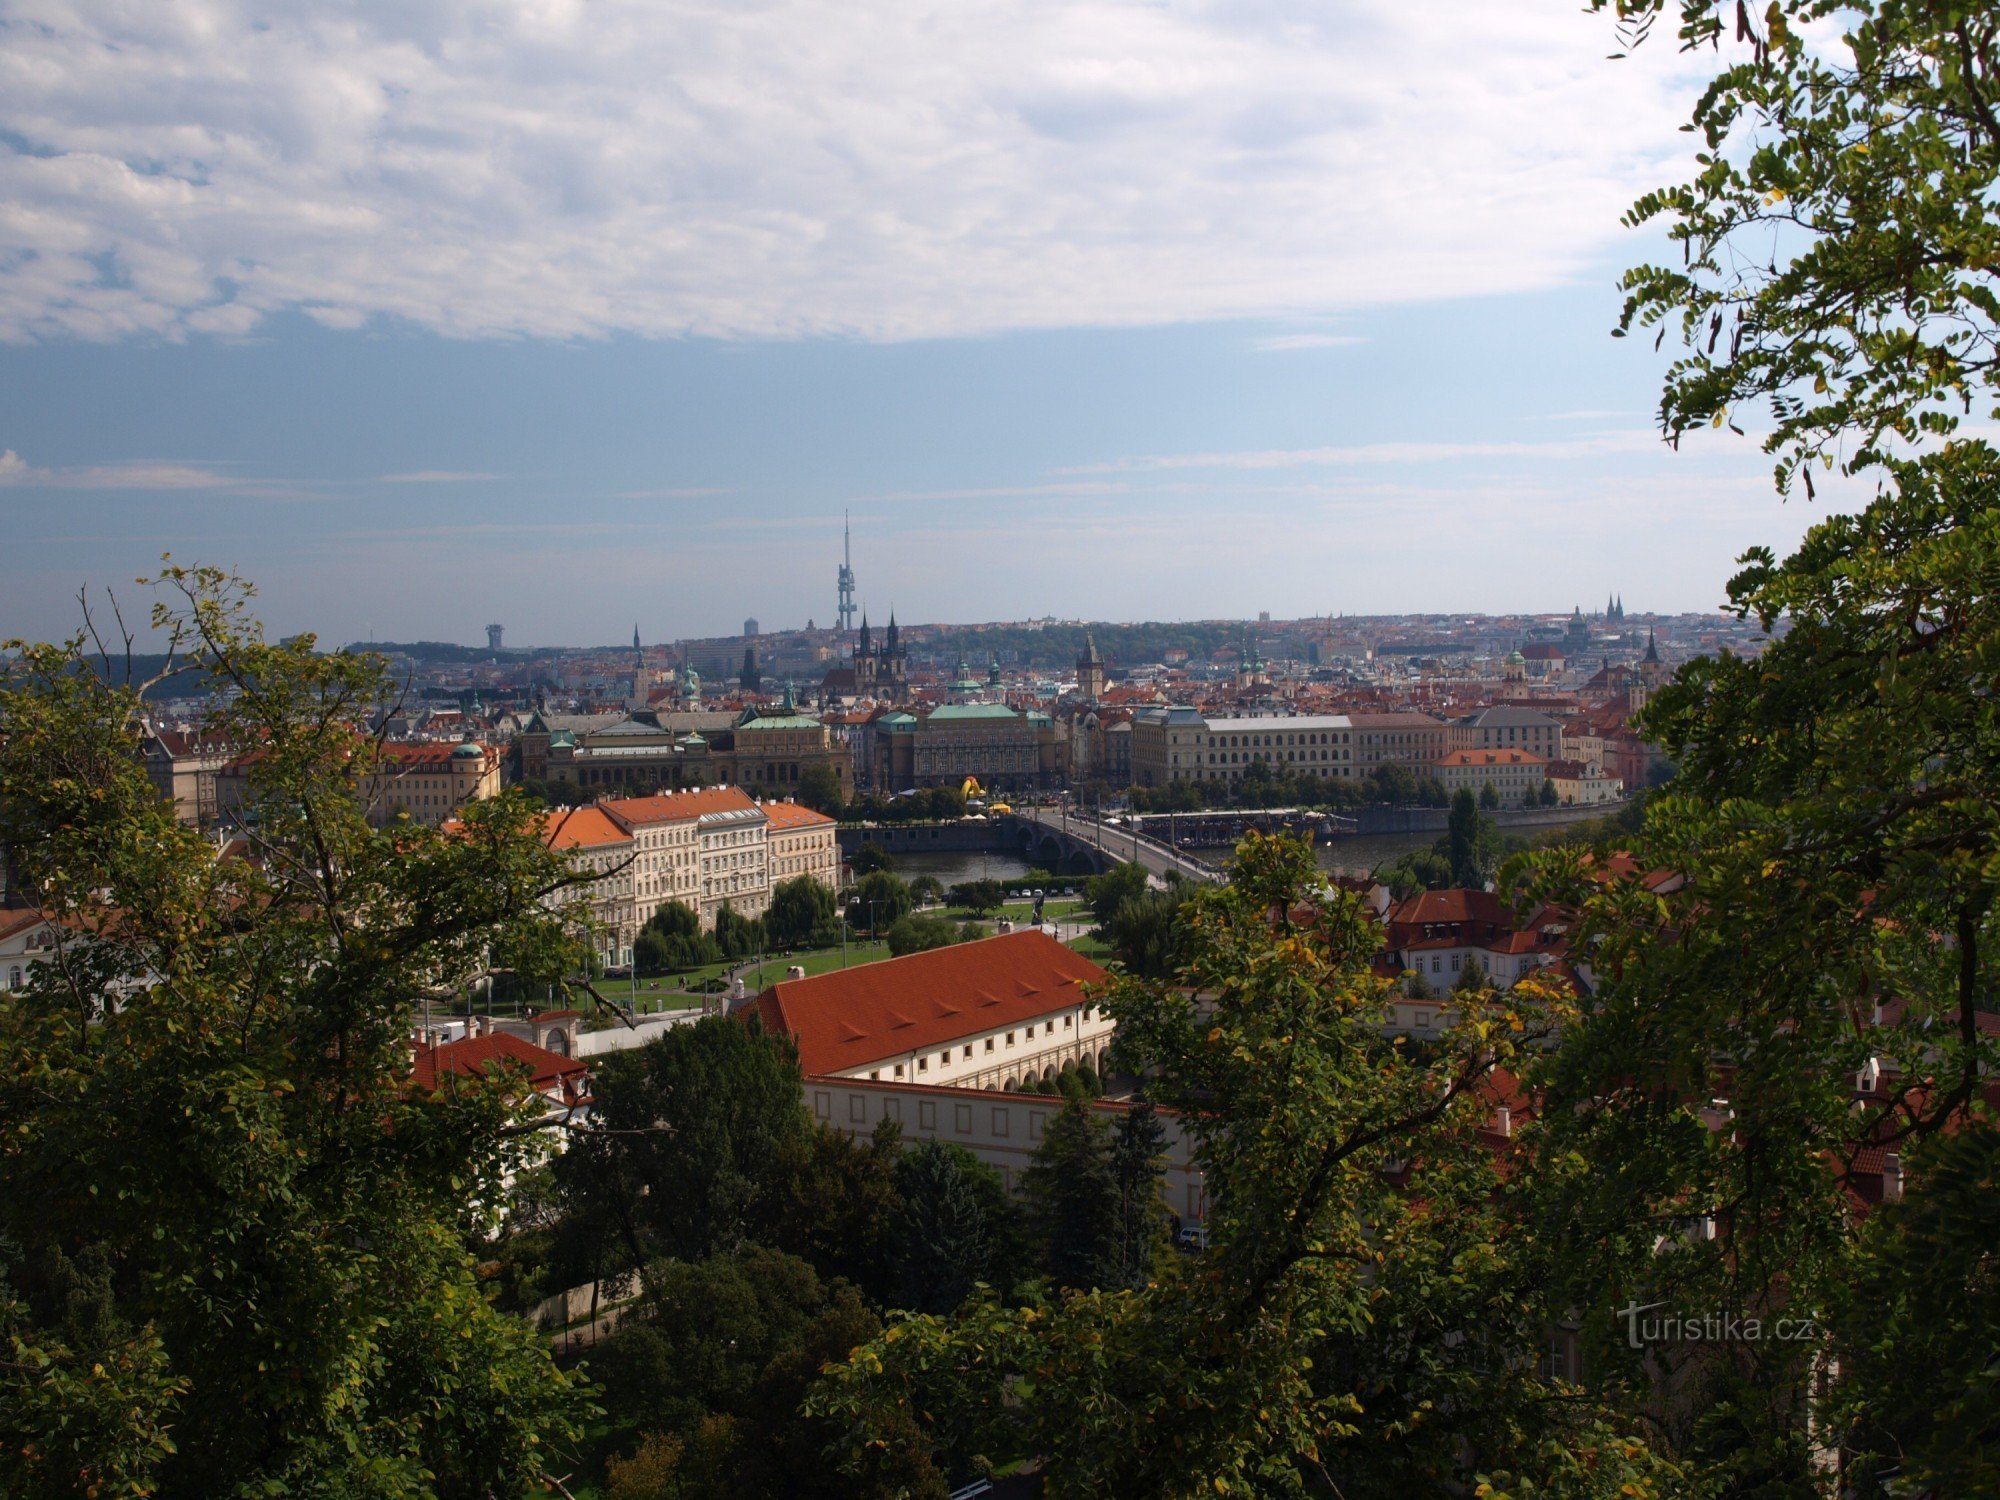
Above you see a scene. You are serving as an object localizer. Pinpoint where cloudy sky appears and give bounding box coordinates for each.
[1,0,1840,646]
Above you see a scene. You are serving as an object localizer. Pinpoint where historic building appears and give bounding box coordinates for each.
[1129,708,1447,789]
[868,702,1064,793]
[515,694,847,803]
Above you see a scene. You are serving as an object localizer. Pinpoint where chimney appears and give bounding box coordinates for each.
[1881,1152,1903,1203]
[1492,1105,1512,1138]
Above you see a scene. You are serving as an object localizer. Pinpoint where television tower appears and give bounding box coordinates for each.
[837,511,857,634]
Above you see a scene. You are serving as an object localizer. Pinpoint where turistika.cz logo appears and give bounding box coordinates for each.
[1615,1301,1816,1349]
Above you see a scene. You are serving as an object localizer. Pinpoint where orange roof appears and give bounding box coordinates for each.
[752,929,1108,1074]
[762,800,836,831]
[1435,749,1546,768]
[539,805,632,849]
[601,786,761,825]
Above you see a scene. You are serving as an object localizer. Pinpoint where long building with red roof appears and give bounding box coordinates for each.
[752,928,1113,1093]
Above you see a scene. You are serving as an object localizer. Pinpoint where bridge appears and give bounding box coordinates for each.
[834,812,1227,885]
[1008,808,1226,887]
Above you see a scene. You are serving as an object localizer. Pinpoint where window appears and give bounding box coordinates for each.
[1006,1031,1016,1046]
[984,1037,994,1053]
[814,1091,831,1119]
[849,1095,866,1123]
[992,1108,1010,1137]
[1415,1011,1430,1029]
[917,1057,927,1072]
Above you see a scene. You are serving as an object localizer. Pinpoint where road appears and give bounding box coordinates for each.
[1017,805,1226,887]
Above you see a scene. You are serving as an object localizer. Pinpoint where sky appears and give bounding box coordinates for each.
[0,0,1854,647]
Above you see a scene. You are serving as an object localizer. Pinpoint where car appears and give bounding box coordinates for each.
[1175,1223,1209,1251]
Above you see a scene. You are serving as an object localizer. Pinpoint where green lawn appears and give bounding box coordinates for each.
[1066,932,1115,962]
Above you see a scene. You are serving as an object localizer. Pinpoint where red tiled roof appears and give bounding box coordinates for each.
[538,805,632,849]
[762,800,836,831]
[602,786,761,825]
[1386,889,1512,929]
[1435,749,1547,768]
[752,929,1108,1074]
[410,1031,589,1100]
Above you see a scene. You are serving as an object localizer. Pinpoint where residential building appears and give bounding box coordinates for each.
[762,799,842,888]
[1546,759,1624,806]
[1448,705,1565,763]
[138,724,231,827]
[1432,748,1548,807]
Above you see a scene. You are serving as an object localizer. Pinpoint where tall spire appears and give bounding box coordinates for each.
[837,510,858,634]
[858,610,871,656]
[886,611,900,655]
[633,623,641,655]
[1644,627,1659,663]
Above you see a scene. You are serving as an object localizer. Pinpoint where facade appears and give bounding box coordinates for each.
[870,703,1063,793]
[138,724,232,828]
[728,689,853,801]
[365,741,504,827]
[215,738,502,830]
[517,702,847,803]
[1129,707,1447,789]
[752,929,1115,1092]
[1075,633,1107,701]
[1382,888,1566,997]
[763,799,842,888]
[0,907,59,995]
[1432,748,1549,807]
[537,787,838,964]
[1546,758,1624,806]
[808,1075,1207,1220]
[1448,706,1565,763]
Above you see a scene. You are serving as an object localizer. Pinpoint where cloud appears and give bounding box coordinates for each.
[613,487,736,500]
[0,1,1706,344]
[0,449,250,490]
[1252,333,1365,352]
[1063,431,1664,474]
[374,470,498,484]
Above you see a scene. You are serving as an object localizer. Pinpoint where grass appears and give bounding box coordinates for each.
[1066,932,1115,962]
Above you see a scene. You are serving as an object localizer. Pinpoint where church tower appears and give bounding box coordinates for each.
[1076,632,1106,701]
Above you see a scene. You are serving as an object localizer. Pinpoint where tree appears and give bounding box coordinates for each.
[812,833,1679,1495]
[766,875,837,950]
[1447,787,1502,888]
[891,1140,996,1314]
[593,1245,945,1499]
[643,900,722,971]
[1019,1096,1121,1292]
[847,842,896,875]
[1082,860,1148,928]
[797,763,844,817]
[712,902,763,961]
[1108,1101,1171,1287]
[947,878,1005,918]
[886,913,959,957]
[560,1017,808,1269]
[846,871,912,935]
[1539,778,1559,807]
[0,567,585,1496]
[1099,885,1186,980]
[1478,780,1500,810]
[907,874,945,907]
[1487,3,2000,1486]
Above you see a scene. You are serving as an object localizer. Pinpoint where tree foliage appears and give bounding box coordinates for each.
[0,567,588,1497]
[813,834,1681,1496]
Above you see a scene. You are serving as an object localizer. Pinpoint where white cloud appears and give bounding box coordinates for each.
[375,470,498,483]
[0,0,1706,344]
[1253,333,1364,352]
[0,448,257,490]
[1062,431,1664,473]
[0,449,45,484]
